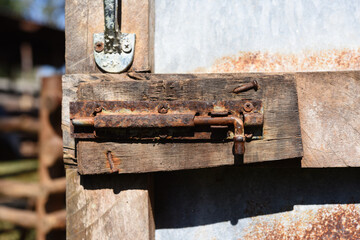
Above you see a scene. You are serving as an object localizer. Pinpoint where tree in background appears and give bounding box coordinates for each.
[0,0,30,15]
[0,0,64,29]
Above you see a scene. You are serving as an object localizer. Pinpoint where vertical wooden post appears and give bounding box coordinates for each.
[38,76,65,240]
[64,0,155,239]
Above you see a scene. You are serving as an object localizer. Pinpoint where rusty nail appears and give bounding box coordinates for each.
[107,151,115,172]
[93,106,102,115]
[158,103,169,114]
[243,102,254,112]
[94,42,104,52]
[233,80,259,93]
[159,107,168,114]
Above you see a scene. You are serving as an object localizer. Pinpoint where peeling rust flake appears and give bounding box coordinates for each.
[244,205,360,240]
[198,49,360,73]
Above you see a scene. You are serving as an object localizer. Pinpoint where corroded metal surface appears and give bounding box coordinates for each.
[103,0,120,54]
[155,0,360,73]
[96,114,196,128]
[151,1,360,239]
[244,205,360,239]
[233,80,259,94]
[70,100,263,126]
[70,100,264,156]
[206,49,360,73]
[94,0,135,73]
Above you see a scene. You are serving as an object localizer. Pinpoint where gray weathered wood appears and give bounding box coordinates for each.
[296,71,360,167]
[64,0,155,239]
[65,0,89,74]
[66,169,154,240]
[67,73,302,174]
[63,74,155,239]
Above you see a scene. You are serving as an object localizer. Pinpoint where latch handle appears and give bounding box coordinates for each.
[103,0,120,54]
[194,116,245,155]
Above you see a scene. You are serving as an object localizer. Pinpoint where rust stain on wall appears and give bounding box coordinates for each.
[198,49,360,73]
[243,205,360,240]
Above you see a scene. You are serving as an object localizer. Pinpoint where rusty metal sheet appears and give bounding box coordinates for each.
[154,168,360,240]
[204,49,360,73]
[155,0,360,73]
[153,1,360,239]
[243,204,360,239]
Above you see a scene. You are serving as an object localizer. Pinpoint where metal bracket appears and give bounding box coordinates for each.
[93,0,135,73]
[70,100,264,156]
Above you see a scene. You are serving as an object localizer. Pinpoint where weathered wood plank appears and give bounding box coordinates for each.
[66,170,154,240]
[70,70,360,169]
[65,0,89,74]
[64,0,155,238]
[122,0,154,72]
[69,73,302,174]
[78,138,302,174]
[296,71,360,167]
[63,77,155,240]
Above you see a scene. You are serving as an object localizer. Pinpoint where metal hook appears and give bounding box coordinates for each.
[93,0,136,73]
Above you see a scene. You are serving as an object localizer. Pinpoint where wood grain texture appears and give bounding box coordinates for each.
[122,0,154,72]
[296,71,360,167]
[66,169,154,240]
[64,0,155,238]
[68,73,302,174]
[65,0,89,74]
[63,76,154,240]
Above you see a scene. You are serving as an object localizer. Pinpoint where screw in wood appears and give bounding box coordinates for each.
[243,102,254,112]
[233,80,259,93]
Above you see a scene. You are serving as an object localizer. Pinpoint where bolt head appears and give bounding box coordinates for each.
[243,102,254,112]
[122,38,132,53]
[158,103,169,114]
[122,44,132,53]
[94,42,104,52]
[94,107,102,114]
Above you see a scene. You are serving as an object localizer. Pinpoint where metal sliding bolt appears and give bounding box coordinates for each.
[233,80,259,93]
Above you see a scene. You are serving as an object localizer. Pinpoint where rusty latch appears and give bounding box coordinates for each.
[70,100,264,155]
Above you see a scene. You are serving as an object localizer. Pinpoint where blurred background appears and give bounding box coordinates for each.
[0,0,65,239]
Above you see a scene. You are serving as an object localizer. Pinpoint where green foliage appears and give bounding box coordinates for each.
[0,0,31,16]
[0,159,38,181]
[41,0,65,27]
[0,0,64,28]
[0,221,36,240]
